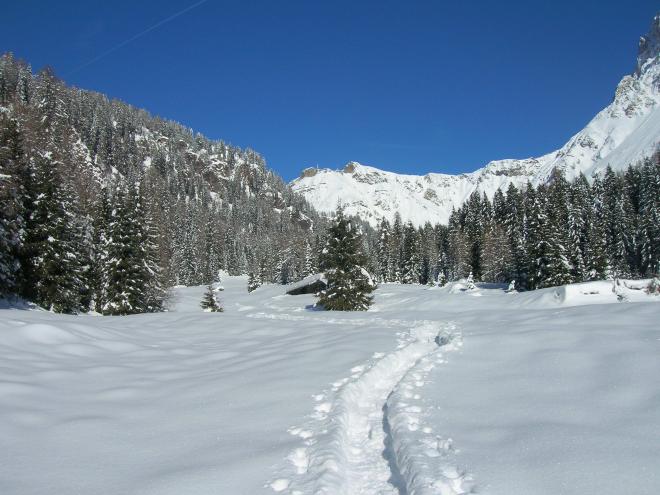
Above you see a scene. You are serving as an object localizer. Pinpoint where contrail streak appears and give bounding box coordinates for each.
[67,0,209,76]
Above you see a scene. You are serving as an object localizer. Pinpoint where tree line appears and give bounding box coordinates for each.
[0,53,322,313]
[1,52,658,315]
[370,161,659,290]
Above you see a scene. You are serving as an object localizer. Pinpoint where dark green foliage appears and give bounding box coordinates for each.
[26,153,86,313]
[0,53,322,313]
[200,284,223,312]
[317,210,375,311]
[401,221,420,284]
[0,51,658,309]
[0,115,24,296]
[426,159,659,290]
[101,183,166,315]
[247,270,261,293]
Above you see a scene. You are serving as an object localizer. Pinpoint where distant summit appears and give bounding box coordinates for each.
[292,15,660,226]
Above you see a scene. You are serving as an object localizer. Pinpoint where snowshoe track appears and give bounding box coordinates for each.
[270,322,476,494]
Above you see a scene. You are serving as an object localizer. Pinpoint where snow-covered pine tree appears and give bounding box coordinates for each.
[200,284,223,312]
[27,152,86,313]
[134,182,167,312]
[463,191,485,279]
[481,223,512,282]
[0,115,24,297]
[203,212,222,284]
[102,183,165,315]
[275,247,292,284]
[389,213,404,282]
[447,208,470,280]
[317,209,375,311]
[465,271,476,290]
[503,182,528,288]
[602,167,632,277]
[302,240,315,277]
[247,269,261,292]
[544,170,573,287]
[525,185,553,289]
[173,205,202,286]
[638,157,659,276]
[91,187,111,312]
[401,221,420,284]
[376,217,391,282]
[567,174,590,282]
[585,176,611,280]
[101,185,133,315]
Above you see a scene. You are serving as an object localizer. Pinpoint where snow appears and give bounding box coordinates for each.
[0,278,658,494]
[292,23,660,227]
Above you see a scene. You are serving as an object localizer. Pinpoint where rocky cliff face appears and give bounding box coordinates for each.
[292,15,660,226]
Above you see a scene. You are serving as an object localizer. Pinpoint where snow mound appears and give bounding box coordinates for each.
[515,279,659,308]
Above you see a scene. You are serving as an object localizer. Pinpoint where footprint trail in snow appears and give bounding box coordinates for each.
[269,321,476,495]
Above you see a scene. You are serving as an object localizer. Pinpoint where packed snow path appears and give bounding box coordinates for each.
[270,323,474,495]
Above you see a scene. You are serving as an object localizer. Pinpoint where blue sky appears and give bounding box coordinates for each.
[1,1,657,180]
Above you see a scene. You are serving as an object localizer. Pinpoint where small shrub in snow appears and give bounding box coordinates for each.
[465,272,477,291]
[647,276,660,296]
[200,285,223,312]
[247,271,261,293]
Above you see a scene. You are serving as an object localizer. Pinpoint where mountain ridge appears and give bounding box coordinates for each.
[292,14,660,227]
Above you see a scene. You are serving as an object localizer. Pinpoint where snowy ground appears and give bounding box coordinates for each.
[0,277,658,494]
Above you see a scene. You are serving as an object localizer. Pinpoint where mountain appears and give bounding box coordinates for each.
[292,15,660,227]
[0,53,322,296]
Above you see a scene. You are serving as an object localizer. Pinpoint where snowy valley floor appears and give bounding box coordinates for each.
[0,278,659,494]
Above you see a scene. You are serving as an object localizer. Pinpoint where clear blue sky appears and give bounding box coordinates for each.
[1,1,657,181]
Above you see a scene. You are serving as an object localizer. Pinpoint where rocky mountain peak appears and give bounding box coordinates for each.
[637,14,660,76]
[292,15,660,227]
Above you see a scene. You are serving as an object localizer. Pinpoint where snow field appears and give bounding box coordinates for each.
[0,277,658,494]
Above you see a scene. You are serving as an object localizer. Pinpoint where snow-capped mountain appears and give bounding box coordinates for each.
[292,15,660,227]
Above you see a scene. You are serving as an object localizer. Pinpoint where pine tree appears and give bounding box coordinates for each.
[317,210,375,311]
[567,174,590,281]
[447,208,470,279]
[638,158,660,275]
[376,218,391,282]
[585,176,611,280]
[27,153,85,312]
[0,116,24,296]
[90,187,111,311]
[203,213,222,284]
[101,186,133,315]
[544,170,573,287]
[101,182,167,315]
[465,271,476,290]
[302,240,315,277]
[200,284,223,312]
[247,269,261,292]
[481,223,512,282]
[401,221,420,284]
[134,182,167,312]
[504,183,528,288]
[389,213,404,282]
[525,185,553,289]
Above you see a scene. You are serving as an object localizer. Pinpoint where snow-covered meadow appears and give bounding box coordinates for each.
[1,277,658,494]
